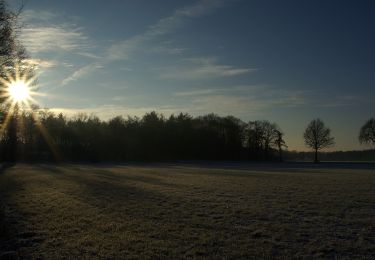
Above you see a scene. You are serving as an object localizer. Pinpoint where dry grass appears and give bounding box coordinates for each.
[1,163,375,259]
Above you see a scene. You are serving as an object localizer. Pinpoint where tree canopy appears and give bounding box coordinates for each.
[0,110,289,162]
[303,118,335,163]
[359,118,375,145]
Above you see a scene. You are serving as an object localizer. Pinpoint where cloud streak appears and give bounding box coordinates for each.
[25,58,58,69]
[61,64,103,86]
[107,0,229,60]
[21,26,89,54]
[160,57,256,79]
[175,85,308,112]
[175,89,216,96]
[20,9,92,55]
[46,85,308,121]
[20,10,101,86]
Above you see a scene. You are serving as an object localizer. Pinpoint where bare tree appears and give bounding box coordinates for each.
[359,118,375,145]
[261,121,280,160]
[245,120,285,160]
[303,119,334,163]
[274,129,287,162]
[245,121,264,159]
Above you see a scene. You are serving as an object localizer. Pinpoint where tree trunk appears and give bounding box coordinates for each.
[8,115,17,162]
[314,148,318,163]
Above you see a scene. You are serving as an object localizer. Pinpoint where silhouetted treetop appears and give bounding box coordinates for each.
[359,118,375,145]
[0,110,288,162]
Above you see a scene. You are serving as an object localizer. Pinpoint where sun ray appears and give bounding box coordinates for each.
[0,64,38,107]
[0,102,17,136]
[26,103,62,162]
[8,81,30,102]
[0,63,63,161]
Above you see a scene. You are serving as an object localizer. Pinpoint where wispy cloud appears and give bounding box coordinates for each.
[21,10,58,24]
[49,86,363,120]
[46,96,266,120]
[146,0,226,35]
[174,86,368,112]
[21,26,88,54]
[20,9,91,55]
[25,58,58,69]
[175,85,308,112]
[148,46,188,55]
[107,0,229,60]
[174,85,263,97]
[185,92,306,117]
[159,57,256,79]
[175,89,216,96]
[61,64,102,86]
[20,9,101,86]
[46,85,307,120]
[76,52,102,59]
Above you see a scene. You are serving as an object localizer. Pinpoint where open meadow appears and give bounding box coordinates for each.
[1,163,375,259]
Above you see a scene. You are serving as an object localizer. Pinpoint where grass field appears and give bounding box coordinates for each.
[1,163,375,259]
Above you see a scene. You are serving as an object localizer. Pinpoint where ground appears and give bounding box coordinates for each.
[1,162,375,259]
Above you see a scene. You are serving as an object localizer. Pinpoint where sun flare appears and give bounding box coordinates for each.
[8,80,30,102]
[0,64,39,107]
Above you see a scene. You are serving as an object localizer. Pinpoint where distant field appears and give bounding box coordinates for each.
[1,163,375,258]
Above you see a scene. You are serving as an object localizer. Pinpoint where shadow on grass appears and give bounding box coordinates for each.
[1,163,176,257]
[0,162,15,174]
[0,162,20,258]
[28,164,234,257]
[0,163,45,258]
[36,163,63,173]
[1,163,375,258]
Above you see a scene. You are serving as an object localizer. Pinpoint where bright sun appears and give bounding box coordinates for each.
[8,80,30,102]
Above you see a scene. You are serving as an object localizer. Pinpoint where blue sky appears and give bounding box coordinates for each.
[9,0,375,151]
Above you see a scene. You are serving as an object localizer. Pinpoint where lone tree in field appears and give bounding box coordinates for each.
[303,119,335,163]
[359,118,375,145]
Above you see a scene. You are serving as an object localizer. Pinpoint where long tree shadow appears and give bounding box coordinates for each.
[0,163,185,257]
[0,163,27,258]
[2,164,375,258]
[0,162,15,174]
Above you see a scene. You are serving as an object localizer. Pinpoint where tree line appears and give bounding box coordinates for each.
[0,108,374,163]
[285,149,375,162]
[0,109,289,162]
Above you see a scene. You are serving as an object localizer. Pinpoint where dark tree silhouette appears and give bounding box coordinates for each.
[0,0,33,162]
[0,0,30,91]
[245,120,283,160]
[359,118,375,145]
[274,129,287,162]
[0,109,289,162]
[303,118,335,163]
[245,121,265,160]
[261,121,279,160]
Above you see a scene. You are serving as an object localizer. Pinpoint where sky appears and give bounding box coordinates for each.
[8,0,375,151]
